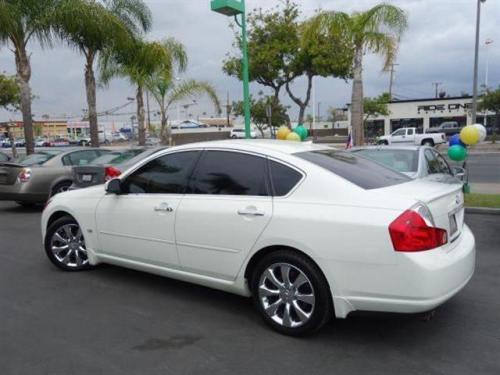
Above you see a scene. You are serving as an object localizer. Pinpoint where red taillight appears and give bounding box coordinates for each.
[389,210,448,252]
[104,166,121,181]
[18,168,31,183]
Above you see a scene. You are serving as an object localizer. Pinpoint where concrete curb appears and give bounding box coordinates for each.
[465,207,500,215]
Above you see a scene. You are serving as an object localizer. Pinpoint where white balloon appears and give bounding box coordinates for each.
[473,123,487,142]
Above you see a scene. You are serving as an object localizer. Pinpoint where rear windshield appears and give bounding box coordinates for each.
[296,149,410,189]
[16,152,59,166]
[351,149,419,173]
[90,149,144,166]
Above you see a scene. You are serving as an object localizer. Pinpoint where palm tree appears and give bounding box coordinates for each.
[146,75,221,145]
[99,38,187,145]
[0,0,59,154]
[54,0,151,147]
[312,4,408,145]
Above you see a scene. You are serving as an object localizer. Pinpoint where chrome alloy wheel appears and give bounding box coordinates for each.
[258,263,315,328]
[50,224,88,268]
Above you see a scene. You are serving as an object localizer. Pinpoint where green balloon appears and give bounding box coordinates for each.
[294,125,308,141]
[448,144,468,161]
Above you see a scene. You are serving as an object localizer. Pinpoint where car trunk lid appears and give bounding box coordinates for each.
[72,165,106,188]
[0,162,24,185]
[374,178,465,248]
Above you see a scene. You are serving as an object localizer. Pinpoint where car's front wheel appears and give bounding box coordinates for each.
[44,216,92,271]
[251,250,332,336]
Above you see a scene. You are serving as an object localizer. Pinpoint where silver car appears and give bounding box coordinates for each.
[350,145,465,181]
[0,148,109,206]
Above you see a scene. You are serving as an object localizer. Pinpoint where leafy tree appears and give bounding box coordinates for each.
[232,93,290,137]
[99,38,185,145]
[311,4,408,145]
[479,87,500,141]
[146,75,221,145]
[224,1,352,124]
[54,0,152,147]
[0,73,20,110]
[223,1,299,102]
[363,92,390,124]
[0,0,60,154]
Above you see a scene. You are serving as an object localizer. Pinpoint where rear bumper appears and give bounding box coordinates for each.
[0,182,47,202]
[326,225,475,317]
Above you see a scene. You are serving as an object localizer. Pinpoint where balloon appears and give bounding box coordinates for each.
[286,132,301,142]
[448,144,468,161]
[460,125,480,145]
[294,125,308,141]
[473,123,487,142]
[276,126,291,140]
[449,134,466,148]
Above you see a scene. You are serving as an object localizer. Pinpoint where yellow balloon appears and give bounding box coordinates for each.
[276,126,291,140]
[460,125,480,145]
[286,132,301,142]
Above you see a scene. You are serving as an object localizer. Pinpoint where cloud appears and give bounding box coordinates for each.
[1,0,499,123]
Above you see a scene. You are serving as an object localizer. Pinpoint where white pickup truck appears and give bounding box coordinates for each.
[378,127,446,146]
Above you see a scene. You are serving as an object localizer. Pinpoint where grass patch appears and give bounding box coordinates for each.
[464,193,500,208]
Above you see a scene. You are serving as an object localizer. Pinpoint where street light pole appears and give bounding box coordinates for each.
[211,0,251,139]
[471,0,486,124]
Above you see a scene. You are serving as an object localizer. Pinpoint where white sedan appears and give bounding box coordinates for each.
[41,140,475,336]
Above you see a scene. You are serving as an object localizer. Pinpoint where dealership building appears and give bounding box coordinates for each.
[347,95,496,138]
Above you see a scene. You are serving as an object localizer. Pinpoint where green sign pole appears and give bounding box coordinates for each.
[240,3,251,139]
[210,0,251,139]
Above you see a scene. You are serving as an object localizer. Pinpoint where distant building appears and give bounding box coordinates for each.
[198,117,233,128]
[347,95,496,138]
[0,120,67,139]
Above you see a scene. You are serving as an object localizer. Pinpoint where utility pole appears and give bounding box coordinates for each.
[146,90,151,133]
[388,63,399,100]
[472,0,487,124]
[432,82,443,98]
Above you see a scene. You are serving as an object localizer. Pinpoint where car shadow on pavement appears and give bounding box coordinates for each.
[0,203,43,214]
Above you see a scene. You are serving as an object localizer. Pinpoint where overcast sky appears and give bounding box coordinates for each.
[0,0,499,123]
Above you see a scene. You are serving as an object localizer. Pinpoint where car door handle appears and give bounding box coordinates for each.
[237,208,265,216]
[154,203,173,212]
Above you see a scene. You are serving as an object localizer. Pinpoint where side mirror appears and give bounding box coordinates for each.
[105,178,122,194]
[452,167,465,180]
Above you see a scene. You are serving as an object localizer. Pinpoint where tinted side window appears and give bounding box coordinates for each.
[122,151,200,194]
[269,160,302,196]
[296,150,410,189]
[425,149,450,174]
[63,150,99,166]
[191,151,268,196]
[407,129,414,135]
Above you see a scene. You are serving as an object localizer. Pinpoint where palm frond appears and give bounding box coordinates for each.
[166,80,221,114]
[103,0,152,35]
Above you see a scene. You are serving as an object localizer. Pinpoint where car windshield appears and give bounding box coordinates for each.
[15,151,60,166]
[351,149,419,173]
[90,149,144,166]
[296,149,410,189]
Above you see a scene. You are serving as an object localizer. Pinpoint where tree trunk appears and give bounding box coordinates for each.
[7,126,18,159]
[160,109,170,145]
[14,44,34,155]
[350,47,364,146]
[136,85,146,146]
[285,74,313,126]
[84,51,99,147]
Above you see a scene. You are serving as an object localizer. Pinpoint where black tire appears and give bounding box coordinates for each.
[378,140,389,145]
[44,215,92,272]
[422,139,434,147]
[250,249,333,336]
[50,181,72,197]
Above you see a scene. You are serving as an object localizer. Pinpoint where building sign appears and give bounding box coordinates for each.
[417,102,472,113]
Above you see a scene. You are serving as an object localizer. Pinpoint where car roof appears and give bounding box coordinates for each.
[169,139,331,156]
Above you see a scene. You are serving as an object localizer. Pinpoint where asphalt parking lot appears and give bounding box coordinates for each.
[0,201,499,375]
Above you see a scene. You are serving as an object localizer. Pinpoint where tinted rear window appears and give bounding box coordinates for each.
[296,149,410,189]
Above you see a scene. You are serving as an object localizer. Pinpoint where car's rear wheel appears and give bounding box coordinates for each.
[50,181,72,197]
[422,139,434,147]
[44,216,92,271]
[250,250,332,336]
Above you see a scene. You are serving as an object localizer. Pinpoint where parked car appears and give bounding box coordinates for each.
[0,148,109,206]
[426,121,462,137]
[145,137,161,146]
[35,137,51,147]
[378,127,446,146]
[42,140,474,336]
[230,128,258,139]
[0,151,11,162]
[77,136,91,146]
[50,137,70,147]
[350,145,465,181]
[71,147,165,189]
[1,138,11,148]
[111,132,128,142]
[14,138,26,147]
